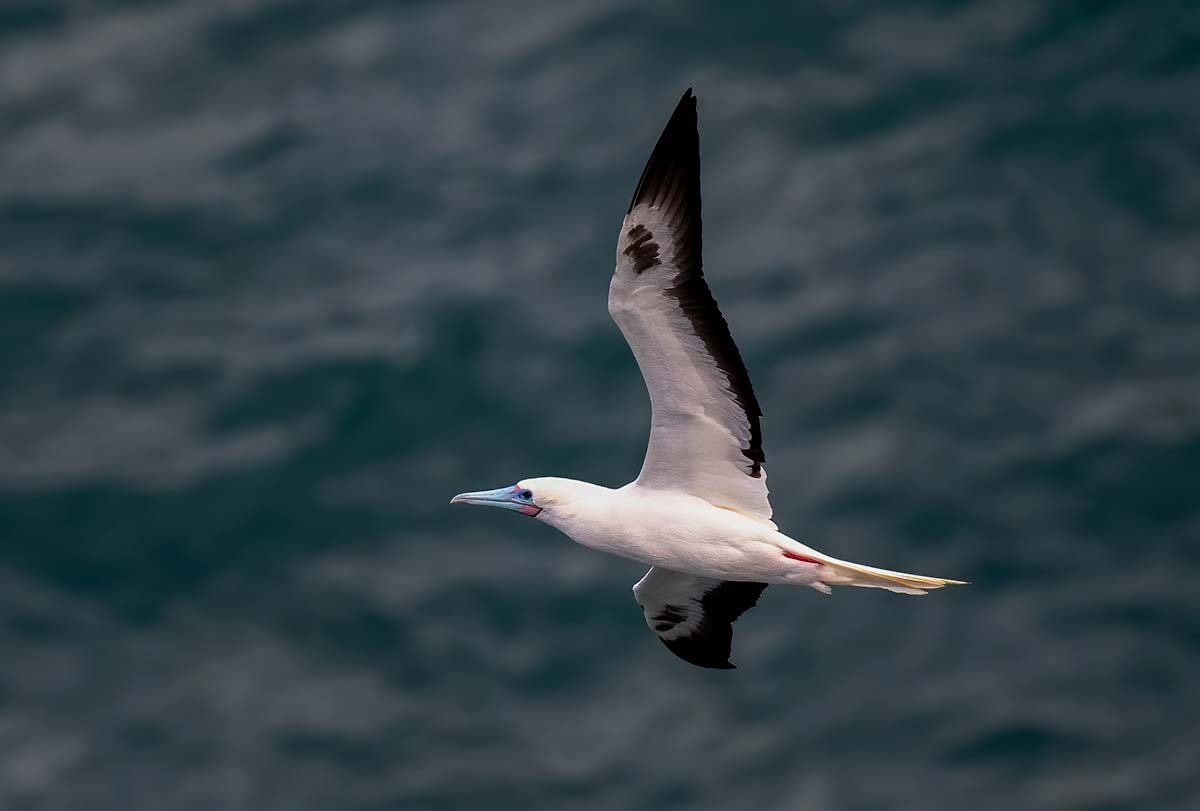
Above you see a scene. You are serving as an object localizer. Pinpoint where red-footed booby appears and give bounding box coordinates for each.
[453,89,965,669]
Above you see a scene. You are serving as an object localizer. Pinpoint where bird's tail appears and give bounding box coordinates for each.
[812,554,967,595]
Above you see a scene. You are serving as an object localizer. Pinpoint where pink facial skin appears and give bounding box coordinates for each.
[513,485,542,517]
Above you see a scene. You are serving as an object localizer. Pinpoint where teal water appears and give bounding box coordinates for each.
[2,1,1199,808]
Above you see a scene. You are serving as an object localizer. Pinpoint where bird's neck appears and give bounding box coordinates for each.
[536,480,620,544]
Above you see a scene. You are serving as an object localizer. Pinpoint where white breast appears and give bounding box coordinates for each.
[540,485,781,579]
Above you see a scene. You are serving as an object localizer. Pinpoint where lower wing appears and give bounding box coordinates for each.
[632,567,767,669]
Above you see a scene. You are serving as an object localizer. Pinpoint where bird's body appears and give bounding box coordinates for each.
[531,478,805,585]
[453,90,965,668]
[526,476,951,595]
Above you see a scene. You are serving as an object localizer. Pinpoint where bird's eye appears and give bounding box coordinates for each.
[520,489,533,500]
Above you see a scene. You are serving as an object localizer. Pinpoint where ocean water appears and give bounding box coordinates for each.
[2,1,1199,808]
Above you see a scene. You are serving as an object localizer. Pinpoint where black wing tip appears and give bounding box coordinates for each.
[668,87,697,126]
[662,638,737,670]
[627,88,700,215]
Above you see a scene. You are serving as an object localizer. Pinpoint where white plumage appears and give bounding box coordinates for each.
[452,89,964,669]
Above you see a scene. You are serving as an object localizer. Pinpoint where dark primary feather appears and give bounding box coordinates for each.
[627,89,703,218]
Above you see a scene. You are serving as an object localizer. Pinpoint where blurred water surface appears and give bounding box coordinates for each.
[2,1,1199,808]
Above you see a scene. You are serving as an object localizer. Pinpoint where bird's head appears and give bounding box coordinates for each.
[449,477,594,520]
[450,479,546,517]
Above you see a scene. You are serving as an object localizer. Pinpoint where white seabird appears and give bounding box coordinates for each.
[453,89,965,669]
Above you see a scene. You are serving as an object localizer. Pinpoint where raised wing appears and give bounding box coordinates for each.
[608,89,772,525]
[633,567,767,669]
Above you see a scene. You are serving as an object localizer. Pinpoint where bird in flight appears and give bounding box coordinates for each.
[452,89,965,669]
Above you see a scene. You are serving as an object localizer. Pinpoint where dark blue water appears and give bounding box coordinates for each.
[2,1,1199,808]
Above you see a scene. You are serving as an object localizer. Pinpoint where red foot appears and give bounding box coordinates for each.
[782,551,824,565]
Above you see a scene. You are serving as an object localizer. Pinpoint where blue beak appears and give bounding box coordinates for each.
[450,486,524,512]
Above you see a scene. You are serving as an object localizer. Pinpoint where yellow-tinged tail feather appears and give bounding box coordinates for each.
[813,555,968,595]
